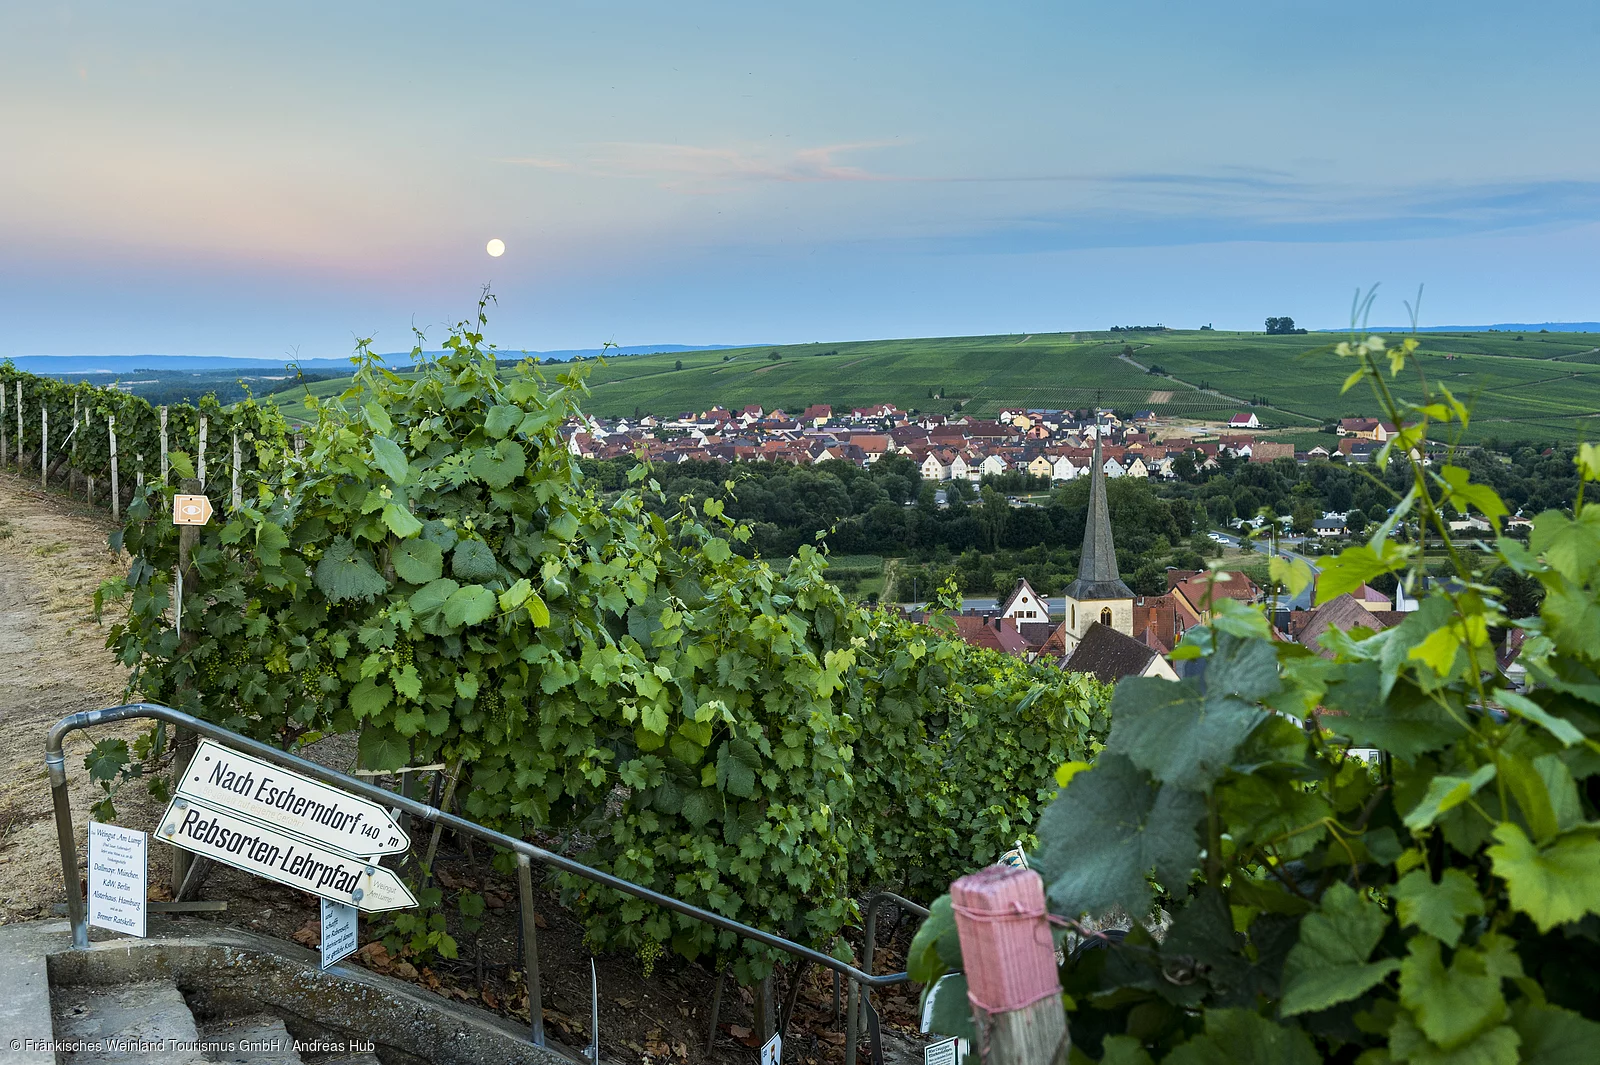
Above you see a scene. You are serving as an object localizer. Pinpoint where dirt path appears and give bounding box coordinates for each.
[0,471,167,922]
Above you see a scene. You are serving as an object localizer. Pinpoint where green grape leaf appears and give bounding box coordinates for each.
[1279,882,1399,1017]
[1107,640,1273,791]
[358,726,409,771]
[1511,1000,1600,1065]
[1321,668,1465,761]
[409,577,459,616]
[484,403,523,439]
[451,539,499,582]
[680,789,715,829]
[254,521,290,567]
[1099,1036,1156,1065]
[1488,823,1600,932]
[348,678,392,720]
[1494,688,1585,747]
[908,894,961,984]
[1387,1011,1520,1065]
[1316,541,1413,605]
[1165,1008,1319,1065]
[1529,507,1600,584]
[1390,869,1485,948]
[85,738,130,784]
[370,435,411,484]
[313,538,389,603]
[1398,936,1509,1051]
[442,585,497,628]
[1403,763,1496,832]
[470,439,525,490]
[1034,752,1204,920]
[715,738,761,799]
[420,519,458,552]
[392,539,444,584]
[381,502,423,539]
[391,663,422,701]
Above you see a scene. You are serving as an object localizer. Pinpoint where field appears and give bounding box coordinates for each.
[280,328,1600,444]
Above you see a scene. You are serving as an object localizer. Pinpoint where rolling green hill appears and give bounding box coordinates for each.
[276,329,1600,444]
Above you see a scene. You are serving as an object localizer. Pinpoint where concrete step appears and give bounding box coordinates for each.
[198,1015,305,1065]
[51,978,211,1064]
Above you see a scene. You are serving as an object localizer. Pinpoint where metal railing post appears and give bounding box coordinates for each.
[47,747,88,950]
[517,854,545,1046]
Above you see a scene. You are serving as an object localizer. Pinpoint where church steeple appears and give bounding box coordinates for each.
[1065,432,1134,601]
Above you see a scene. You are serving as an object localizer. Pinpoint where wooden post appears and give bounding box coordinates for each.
[40,406,48,488]
[14,381,21,469]
[951,866,1068,1065]
[231,433,242,510]
[169,476,203,896]
[754,973,777,1045]
[293,432,304,459]
[137,453,144,488]
[1,378,8,468]
[159,406,169,485]
[108,414,120,521]
[87,475,94,506]
[198,415,207,489]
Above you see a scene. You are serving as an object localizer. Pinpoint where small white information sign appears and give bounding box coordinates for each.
[760,1032,782,1065]
[320,898,360,969]
[924,1037,960,1065]
[156,798,416,912]
[178,739,408,857]
[88,822,147,938]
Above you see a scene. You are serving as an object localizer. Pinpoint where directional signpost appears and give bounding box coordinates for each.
[178,739,409,857]
[156,738,416,913]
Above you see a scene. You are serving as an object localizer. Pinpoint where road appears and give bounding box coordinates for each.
[1211,530,1321,610]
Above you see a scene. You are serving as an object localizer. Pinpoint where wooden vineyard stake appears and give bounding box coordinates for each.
[159,405,169,485]
[40,405,48,488]
[198,415,208,489]
[951,865,1068,1065]
[231,433,242,510]
[108,413,120,520]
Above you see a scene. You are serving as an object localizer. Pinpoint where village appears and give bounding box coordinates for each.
[564,402,1409,479]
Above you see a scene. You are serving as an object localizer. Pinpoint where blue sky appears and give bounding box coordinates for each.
[3,1,1598,357]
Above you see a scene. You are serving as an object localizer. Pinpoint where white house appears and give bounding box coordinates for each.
[1126,456,1149,478]
[920,452,951,481]
[1103,457,1126,479]
[1000,578,1049,623]
[1228,412,1261,429]
[979,454,1008,479]
[948,453,973,481]
[1051,455,1081,481]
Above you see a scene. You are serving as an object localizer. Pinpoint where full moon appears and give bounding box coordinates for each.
[486,238,505,257]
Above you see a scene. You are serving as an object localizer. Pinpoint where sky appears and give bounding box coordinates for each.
[3,1,1599,358]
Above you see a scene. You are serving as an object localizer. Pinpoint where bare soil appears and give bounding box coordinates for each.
[0,472,934,1065]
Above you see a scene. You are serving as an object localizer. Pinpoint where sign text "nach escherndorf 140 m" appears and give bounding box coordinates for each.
[156,799,417,912]
[178,739,408,857]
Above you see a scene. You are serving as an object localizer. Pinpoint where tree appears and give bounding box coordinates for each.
[1265,316,1298,335]
[674,359,683,371]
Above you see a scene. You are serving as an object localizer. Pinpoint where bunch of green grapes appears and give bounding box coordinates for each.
[393,640,414,668]
[636,935,664,979]
[479,685,505,721]
[297,661,337,699]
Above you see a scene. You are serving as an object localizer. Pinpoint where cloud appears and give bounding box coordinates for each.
[501,141,901,190]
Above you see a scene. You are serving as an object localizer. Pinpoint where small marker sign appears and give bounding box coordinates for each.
[172,493,213,525]
[924,1037,960,1065]
[320,898,360,969]
[760,1033,782,1065]
[88,822,148,938]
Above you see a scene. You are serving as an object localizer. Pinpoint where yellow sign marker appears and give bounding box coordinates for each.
[172,494,213,526]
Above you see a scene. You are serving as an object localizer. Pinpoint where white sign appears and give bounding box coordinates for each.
[156,798,416,912]
[88,822,147,938]
[320,898,360,969]
[177,739,408,857]
[925,1038,960,1065]
[760,1033,782,1065]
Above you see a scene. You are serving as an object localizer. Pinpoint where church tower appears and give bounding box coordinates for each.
[1061,433,1135,651]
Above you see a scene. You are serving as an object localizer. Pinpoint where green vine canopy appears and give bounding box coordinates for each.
[95,304,1110,980]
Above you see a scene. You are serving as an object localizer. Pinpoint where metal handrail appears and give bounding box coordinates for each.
[846,892,931,1065]
[45,704,914,1048]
